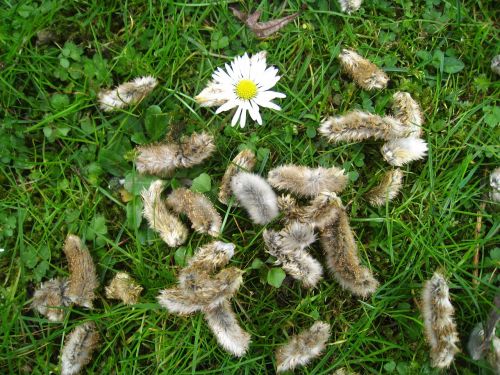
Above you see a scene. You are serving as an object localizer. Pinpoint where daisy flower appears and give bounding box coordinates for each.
[195,51,286,128]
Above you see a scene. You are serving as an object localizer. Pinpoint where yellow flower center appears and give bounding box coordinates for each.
[235,79,257,100]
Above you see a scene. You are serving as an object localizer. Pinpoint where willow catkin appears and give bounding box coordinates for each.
[141,180,188,247]
[392,92,424,137]
[32,278,69,322]
[381,137,428,166]
[337,0,362,13]
[158,241,244,314]
[157,241,250,356]
[60,322,100,375]
[275,321,330,373]
[63,235,98,309]
[319,210,378,297]
[490,167,500,203]
[183,241,235,272]
[231,172,279,225]
[136,132,215,177]
[204,300,251,357]
[264,227,323,288]
[338,49,389,90]
[267,164,348,198]
[166,188,222,237]
[319,111,409,144]
[422,272,460,369]
[105,272,143,305]
[98,76,158,112]
[278,192,343,229]
[366,169,403,207]
[218,149,256,205]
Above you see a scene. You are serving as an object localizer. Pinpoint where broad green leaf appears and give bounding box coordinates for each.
[443,57,464,74]
[191,173,211,193]
[20,246,38,269]
[267,267,286,288]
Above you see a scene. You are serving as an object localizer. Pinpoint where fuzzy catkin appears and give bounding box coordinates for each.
[231,172,279,225]
[157,241,250,356]
[490,167,500,203]
[366,169,403,207]
[492,55,500,76]
[337,0,362,13]
[219,149,256,205]
[264,227,323,288]
[167,188,222,236]
[275,321,330,373]
[319,111,409,144]
[158,241,243,314]
[183,241,235,272]
[267,165,348,198]
[141,180,188,247]
[204,300,251,357]
[422,272,460,369]
[195,81,230,107]
[136,132,215,177]
[61,322,100,375]
[105,272,143,305]
[381,137,428,166]
[278,192,343,229]
[319,210,378,297]
[392,92,424,137]
[32,278,69,322]
[338,49,388,90]
[98,76,157,112]
[63,235,98,309]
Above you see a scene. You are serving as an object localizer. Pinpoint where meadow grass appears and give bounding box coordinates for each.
[0,0,499,374]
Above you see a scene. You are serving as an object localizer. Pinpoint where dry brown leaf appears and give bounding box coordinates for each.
[230,7,299,39]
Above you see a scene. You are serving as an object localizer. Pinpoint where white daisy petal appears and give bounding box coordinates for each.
[250,100,262,125]
[254,97,282,111]
[239,106,247,128]
[215,99,239,114]
[231,106,242,127]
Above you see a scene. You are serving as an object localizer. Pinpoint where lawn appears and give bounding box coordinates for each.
[0,0,499,374]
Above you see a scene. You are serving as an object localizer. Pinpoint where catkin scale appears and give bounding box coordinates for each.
[319,210,378,297]
[422,272,460,368]
[219,149,256,205]
[366,169,403,207]
[267,165,348,198]
[141,180,188,247]
[136,132,215,177]
[275,321,330,373]
[63,235,98,309]
[338,49,389,90]
[231,172,279,225]
[167,188,222,236]
[98,76,157,112]
[60,322,100,375]
[105,272,143,305]
[319,111,409,144]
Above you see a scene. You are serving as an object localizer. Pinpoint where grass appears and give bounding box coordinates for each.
[0,0,499,374]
